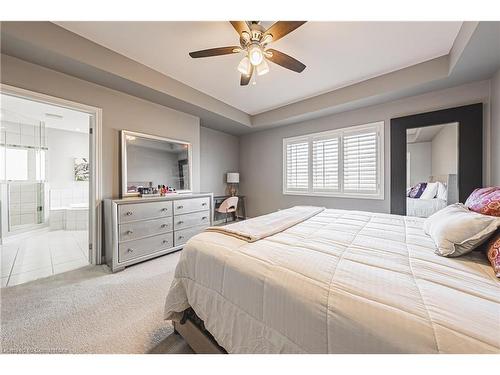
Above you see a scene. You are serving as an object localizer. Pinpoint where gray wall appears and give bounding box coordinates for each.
[200,126,239,196]
[491,68,500,185]
[239,80,492,217]
[431,125,458,177]
[1,54,201,199]
[407,142,431,187]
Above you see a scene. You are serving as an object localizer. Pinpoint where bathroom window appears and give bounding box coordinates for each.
[5,147,28,181]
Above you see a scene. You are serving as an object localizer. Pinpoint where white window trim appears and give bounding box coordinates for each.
[283,121,385,200]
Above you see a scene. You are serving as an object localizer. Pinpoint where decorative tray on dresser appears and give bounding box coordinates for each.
[104,193,213,272]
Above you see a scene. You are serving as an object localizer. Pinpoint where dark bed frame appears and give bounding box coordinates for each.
[390,103,483,215]
[173,308,227,354]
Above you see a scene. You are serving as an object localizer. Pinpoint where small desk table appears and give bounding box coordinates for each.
[213,195,246,224]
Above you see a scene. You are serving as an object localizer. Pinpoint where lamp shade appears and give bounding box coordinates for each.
[227,172,240,183]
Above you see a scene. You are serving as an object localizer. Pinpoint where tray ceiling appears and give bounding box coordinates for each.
[56,21,462,115]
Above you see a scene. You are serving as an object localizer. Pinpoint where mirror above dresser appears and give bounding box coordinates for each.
[121,130,193,197]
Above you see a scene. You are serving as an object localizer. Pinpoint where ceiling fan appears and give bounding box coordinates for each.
[189,21,307,86]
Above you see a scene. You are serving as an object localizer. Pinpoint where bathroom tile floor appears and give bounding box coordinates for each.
[1,230,89,287]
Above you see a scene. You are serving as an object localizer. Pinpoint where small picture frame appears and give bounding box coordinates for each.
[74,157,89,181]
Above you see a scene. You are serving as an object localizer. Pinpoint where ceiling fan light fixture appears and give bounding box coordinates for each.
[248,45,264,66]
[237,56,252,75]
[256,59,269,76]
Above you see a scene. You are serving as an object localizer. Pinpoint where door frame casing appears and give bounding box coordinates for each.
[0,83,103,265]
[390,103,483,215]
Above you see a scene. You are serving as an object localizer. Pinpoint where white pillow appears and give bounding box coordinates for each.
[423,203,500,257]
[436,182,448,201]
[420,182,438,199]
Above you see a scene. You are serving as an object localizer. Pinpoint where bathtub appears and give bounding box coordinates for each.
[49,204,88,231]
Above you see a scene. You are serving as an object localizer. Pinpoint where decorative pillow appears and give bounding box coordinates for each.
[485,230,500,278]
[420,182,438,199]
[423,203,500,257]
[409,182,427,198]
[436,182,448,201]
[464,187,500,217]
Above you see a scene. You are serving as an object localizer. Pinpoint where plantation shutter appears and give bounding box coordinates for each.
[343,130,378,193]
[312,137,339,191]
[285,141,309,191]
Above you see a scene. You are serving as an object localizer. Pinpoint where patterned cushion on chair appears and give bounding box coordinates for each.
[485,230,500,278]
[465,187,500,217]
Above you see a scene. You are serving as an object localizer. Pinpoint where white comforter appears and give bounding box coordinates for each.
[164,208,500,353]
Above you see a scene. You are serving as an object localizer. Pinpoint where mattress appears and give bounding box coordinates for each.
[406,197,447,218]
[164,208,500,353]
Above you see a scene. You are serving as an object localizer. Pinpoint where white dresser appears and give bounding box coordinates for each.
[104,193,213,272]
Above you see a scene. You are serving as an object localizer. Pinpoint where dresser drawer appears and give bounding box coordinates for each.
[174,224,209,247]
[119,217,172,242]
[118,233,173,263]
[118,201,172,223]
[174,210,210,230]
[173,197,210,215]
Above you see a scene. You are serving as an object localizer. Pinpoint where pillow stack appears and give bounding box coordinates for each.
[407,181,447,200]
[465,187,500,277]
[424,186,500,278]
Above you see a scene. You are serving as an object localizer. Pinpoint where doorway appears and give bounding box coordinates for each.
[0,85,102,287]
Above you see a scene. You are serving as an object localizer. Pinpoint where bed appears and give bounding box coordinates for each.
[406,197,447,218]
[406,174,458,218]
[164,207,500,354]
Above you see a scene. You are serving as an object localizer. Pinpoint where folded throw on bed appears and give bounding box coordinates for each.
[205,206,325,242]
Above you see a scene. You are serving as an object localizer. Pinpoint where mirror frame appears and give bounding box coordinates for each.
[120,130,193,197]
[390,103,483,215]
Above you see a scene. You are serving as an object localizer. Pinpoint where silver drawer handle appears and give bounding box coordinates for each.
[202,202,207,206]
[125,230,133,235]
[178,235,184,240]
[125,211,133,216]
[160,224,168,228]
[177,221,184,225]
[162,240,169,244]
[202,217,207,220]
[161,208,168,212]
[127,248,134,253]
[177,205,184,209]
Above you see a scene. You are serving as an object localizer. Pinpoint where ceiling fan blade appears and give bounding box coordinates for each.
[263,21,306,43]
[189,46,240,58]
[230,21,250,36]
[266,49,306,73]
[240,65,254,86]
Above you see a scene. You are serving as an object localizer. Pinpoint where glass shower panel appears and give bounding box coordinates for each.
[0,108,47,233]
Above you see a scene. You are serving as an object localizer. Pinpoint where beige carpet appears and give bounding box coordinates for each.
[0,251,193,354]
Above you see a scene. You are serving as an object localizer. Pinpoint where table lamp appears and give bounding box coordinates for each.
[227,172,239,196]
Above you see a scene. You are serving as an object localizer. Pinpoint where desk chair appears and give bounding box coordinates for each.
[216,196,239,223]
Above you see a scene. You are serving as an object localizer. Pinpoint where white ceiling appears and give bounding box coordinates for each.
[55,21,463,115]
[0,94,90,133]
[406,123,458,144]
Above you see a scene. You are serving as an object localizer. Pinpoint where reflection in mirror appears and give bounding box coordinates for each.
[406,123,459,217]
[122,131,191,196]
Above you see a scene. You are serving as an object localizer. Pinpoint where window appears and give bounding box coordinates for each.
[5,148,29,181]
[283,121,384,199]
[285,141,309,191]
